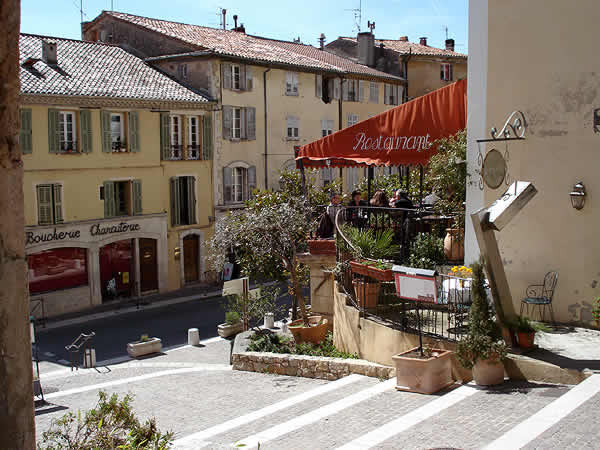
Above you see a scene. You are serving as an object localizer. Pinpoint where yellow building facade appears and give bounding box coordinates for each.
[20,34,215,317]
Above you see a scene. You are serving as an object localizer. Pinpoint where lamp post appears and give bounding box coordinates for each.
[569,182,586,210]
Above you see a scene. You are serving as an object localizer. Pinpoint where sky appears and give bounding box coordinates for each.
[21,0,468,53]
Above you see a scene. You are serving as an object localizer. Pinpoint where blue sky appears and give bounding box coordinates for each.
[21,0,468,53]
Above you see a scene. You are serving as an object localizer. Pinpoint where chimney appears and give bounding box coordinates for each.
[222,8,226,30]
[445,38,455,52]
[399,36,408,42]
[318,33,326,50]
[42,40,57,65]
[233,14,238,28]
[419,37,427,46]
[357,31,375,67]
[231,14,245,33]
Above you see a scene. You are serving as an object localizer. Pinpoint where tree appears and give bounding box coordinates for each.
[0,1,36,448]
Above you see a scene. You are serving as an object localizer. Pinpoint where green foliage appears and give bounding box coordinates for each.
[592,297,600,321]
[139,334,150,343]
[39,391,173,449]
[294,333,359,359]
[456,262,507,369]
[510,316,536,333]
[247,332,359,359]
[225,311,241,325]
[406,233,445,270]
[224,285,284,330]
[354,171,432,204]
[342,226,400,260]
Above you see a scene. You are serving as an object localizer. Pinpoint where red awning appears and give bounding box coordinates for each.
[297,79,467,168]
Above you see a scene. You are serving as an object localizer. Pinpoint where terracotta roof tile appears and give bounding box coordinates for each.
[19,33,211,102]
[336,36,467,59]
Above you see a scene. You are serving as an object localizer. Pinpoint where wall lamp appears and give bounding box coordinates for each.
[570,182,586,210]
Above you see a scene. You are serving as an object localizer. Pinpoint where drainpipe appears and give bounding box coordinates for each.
[402,49,412,102]
[338,77,344,180]
[263,68,271,189]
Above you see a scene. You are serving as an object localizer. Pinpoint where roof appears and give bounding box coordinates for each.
[334,36,467,59]
[94,11,404,82]
[19,33,211,103]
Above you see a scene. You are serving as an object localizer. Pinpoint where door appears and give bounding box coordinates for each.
[183,235,199,283]
[139,238,158,292]
[100,239,133,301]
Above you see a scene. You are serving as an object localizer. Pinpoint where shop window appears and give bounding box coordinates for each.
[441,63,453,81]
[36,184,63,225]
[170,176,196,226]
[103,180,142,218]
[28,247,88,294]
[101,110,139,153]
[223,165,256,204]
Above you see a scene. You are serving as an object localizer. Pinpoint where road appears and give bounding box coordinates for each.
[35,290,294,365]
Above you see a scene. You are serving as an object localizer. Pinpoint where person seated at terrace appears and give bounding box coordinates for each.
[370,190,389,208]
[345,190,368,228]
[392,190,414,209]
[326,192,344,226]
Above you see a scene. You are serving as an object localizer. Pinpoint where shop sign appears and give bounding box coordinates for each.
[89,222,140,236]
[26,228,81,246]
[26,221,142,246]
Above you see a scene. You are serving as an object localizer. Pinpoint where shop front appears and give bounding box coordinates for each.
[26,214,168,317]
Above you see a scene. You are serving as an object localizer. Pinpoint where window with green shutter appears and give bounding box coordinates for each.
[160,112,170,160]
[170,177,181,226]
[132,179,142,215]
[36,184,63,225]
[128,111,139,152]
[20,109,33,154]
[80,109,92,153]
[170,176,196,226]
[202,114,213,160]
[48,109,60,154]
[103,181,116,218]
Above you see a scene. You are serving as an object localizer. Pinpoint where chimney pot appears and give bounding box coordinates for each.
[419,37,427,46]
[399,36,408,42]
[319,33,326,50]
[42,40,57,65]
[357,31,375,67]
[233,14,238,28]
[445,38,455,52]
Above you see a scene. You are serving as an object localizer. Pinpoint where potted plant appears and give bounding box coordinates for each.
[456,261,507,386]
[217,311,244,338]
[513,316,536,350]
[592,297,600,329]
[127,334,162,358]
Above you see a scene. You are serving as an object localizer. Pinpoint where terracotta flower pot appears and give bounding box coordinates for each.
[288,315,329,344]
[516,331,536,349]
[392,347,454,394]
[443,228,465,262]
[352,279,380,308]
[307,239,336,255]
[473,357,505,386]
[350,260,394,281]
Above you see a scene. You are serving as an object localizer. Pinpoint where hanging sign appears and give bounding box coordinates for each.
[482,149,507,189]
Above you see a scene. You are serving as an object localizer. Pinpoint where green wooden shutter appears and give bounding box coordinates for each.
[80,109,92,153]
[170,177,180,226]
[132,179,142,215]
[101,111,112,152]
[245,107,256,140]
[186,176,196,224]
[202,114,213,160]
[160,112,170,160]
[37,185,53,225]
[128,111,139,152]
[222,106,233,140]
[222,63,232,89]
[20,109,33,154]
[53,184,63,223]
[48,109,59,153]
[247,166,257,200]
[223,167,233,203]
[103,181,115,218]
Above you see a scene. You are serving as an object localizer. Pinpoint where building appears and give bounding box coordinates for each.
[81,11,405,202]
[326,34,467,101]
[20,34,215,317]
[466,0,599,325]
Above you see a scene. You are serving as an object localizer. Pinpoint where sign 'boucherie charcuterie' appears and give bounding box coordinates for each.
[26,221,141,246]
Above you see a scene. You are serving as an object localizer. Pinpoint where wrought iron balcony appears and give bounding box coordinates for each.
[169,145,183,160]
[111,141,128,152]
[59,142,78,153]
[186,145,201,160]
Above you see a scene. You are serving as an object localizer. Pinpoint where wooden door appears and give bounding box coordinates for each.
[139,238,158,292]
[183,235,199,283]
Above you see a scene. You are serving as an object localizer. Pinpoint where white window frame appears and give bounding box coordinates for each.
[187,116,200,160]
[369,82,379,103]
[347,113,359,127]
[232,167,247,203]
[169,115,182,159]
[441,63,453,81]
[232,108,242,139]
[232,64,241,90]
[321,119,333,137]
[110,112,125,152]
[59,111,77,152]
[286,72,299,96]
[286,116,299,139]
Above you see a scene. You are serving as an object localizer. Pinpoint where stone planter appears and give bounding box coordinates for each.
[517,331,536,349]
[392,347,454,394]
[127,337,162,358]
[473,357,505,386]
[289,315,329,344]
[308,239,336,255]
[217,322,244,338]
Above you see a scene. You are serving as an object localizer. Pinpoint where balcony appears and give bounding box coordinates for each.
[186,145,201,160]
[59,142,78,154]
[111,141,128,153]
[168,145,183,160]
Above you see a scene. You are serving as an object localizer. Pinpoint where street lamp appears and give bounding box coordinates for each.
[570,182,586,210]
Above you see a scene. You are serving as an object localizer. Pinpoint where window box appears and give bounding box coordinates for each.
[349,260,394,281]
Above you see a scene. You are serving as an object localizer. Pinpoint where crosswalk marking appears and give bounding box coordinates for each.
[232,378,397,449]
[484,374,600,450]
[336,384,478,449]
[173,374,364,449]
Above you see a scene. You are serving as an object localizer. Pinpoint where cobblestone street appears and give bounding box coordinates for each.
[34,337,600,449]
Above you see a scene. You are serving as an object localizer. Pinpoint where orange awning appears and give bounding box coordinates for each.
[297,79,467,168]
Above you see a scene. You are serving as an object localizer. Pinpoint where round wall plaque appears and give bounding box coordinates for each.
[482,149,506,189]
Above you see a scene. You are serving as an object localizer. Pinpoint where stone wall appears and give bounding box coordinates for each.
[232,352,394,381]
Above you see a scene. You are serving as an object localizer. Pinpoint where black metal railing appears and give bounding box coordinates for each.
[168,145,183,160]
[65,332,95,371]
[186,145,201,160]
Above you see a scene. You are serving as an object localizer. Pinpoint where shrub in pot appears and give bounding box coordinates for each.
[513,316,536,349]
[456,262,507,386]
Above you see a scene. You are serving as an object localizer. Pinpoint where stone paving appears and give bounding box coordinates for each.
[34,336,600,449]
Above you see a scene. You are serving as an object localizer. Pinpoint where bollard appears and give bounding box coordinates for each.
[84,348,96,368]
[188,328,200,346]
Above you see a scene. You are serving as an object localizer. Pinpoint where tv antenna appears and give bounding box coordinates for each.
[367,21,375,33]
[345,0,362,33]
[445,26,448,40]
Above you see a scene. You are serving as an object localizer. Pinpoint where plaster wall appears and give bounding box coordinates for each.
[407,58,468,100]
[481,0,600,325]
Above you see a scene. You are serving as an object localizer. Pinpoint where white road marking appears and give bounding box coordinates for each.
[336,384,478,450]
[173,374,365,449]
[44,365,231,399]
[484,374,600,450]
[232,378,397,449]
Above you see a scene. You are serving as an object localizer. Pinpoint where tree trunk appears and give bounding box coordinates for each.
[285,254,309,326]
[0,1,36,448]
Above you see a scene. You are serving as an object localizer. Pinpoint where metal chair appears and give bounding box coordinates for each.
[520,271,558,323]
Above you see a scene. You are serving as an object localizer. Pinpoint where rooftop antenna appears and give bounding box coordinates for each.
[445,26,448,40]
[345,0,362,33]
[80,0,84,23]
[367,20,375,33]
[217,7,228,30]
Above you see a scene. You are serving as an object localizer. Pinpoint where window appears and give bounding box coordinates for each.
[59,111,77,152]
[103,180,142,218]
[170,176,196,226]
[346,167,361,190]
[28,248,88,294]
[343,80,359,102]
[101,111,138,153]
[170,115,182,159]
[321,168,334,186]
[20,109,33,154]
[36,184,63,225]
[321,119,334,137]
[232,64,241,90]
[384,84,402,105]
[110,113,125,152]
[286,72,299,96]
[222,106,256,141]
[187,116,201,160]
[347,113,359,127]
[369,82,379,103]
[286,116,299,139]
[222,63,252,91]
[223,165,256,204]
[441,63,453,81]
[178,63,188,80]
[232,108,242,139]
